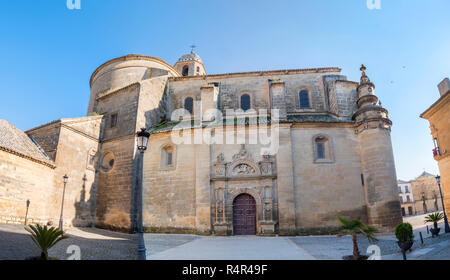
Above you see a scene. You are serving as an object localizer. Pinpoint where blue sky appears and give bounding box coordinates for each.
[0,0,448,180]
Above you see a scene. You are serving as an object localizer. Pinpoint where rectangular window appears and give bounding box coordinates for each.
[110,113,118,128]
[316,142,325,159]
[167,152,173,166]
[299,90,310,108]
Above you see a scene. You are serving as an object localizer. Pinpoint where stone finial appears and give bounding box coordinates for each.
[360,64,371,84]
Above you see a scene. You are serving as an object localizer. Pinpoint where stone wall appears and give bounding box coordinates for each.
[96,135,137,232]
[27,116,103,227]
[422,92,450,212]
[0,150,56,225]
[142,122,383,235]
[358,128,402,231]
[291,124,367,234]
[88,55,178,115]
[142,132,199,233]
[53,122,101,227]
[168,69,346,117]
[411,175,443,214]
[93,82,141,232]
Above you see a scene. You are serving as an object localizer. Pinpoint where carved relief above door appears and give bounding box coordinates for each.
[211,145,278,236]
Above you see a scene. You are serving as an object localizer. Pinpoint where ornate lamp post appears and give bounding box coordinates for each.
[136,128,150,260]
[436,175,450,233]
[59,174,69,230]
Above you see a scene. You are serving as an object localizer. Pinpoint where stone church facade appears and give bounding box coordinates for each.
[0,50,402,235]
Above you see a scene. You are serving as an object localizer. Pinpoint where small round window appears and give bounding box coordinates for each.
[100,152,115,172]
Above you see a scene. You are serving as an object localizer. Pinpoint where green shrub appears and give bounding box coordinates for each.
[395,223,414,242]
[25,224,68,260]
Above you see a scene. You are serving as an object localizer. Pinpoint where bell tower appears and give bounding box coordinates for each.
[174,47,207,77]
[354,65,402,231]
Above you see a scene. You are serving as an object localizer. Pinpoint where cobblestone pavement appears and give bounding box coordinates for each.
[146,227,450,260]
[3,222,450,260]
[0,223,138,260]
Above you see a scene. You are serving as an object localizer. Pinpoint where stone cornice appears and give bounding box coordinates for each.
[421,91,450,119]
[26,116,103,134]
[352,105,389,120]
[356,81,375,92]
[0,146,56,168]
[168,67,341,81]
[336,80,359,86]
[60,124,100,142]
[90,54,181,87]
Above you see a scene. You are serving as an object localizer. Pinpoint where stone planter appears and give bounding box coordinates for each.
[397,241,414,251]
[430,227,440,237]
[397,240,414,260]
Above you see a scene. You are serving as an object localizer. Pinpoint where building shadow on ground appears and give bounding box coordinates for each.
[0,224,138,260]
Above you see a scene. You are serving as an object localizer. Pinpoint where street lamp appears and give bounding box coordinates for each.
[136,128,150,260]
[24,199,30,225]
[436,175,450,233]
[59,174,69,230]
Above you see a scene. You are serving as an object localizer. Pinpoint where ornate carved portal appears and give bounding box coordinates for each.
[212,145,278,236]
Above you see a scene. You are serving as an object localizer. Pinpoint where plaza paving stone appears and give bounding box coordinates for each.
[0,223,137,260]
[2,222,450,260]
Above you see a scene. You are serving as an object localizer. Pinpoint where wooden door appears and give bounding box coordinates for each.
[233,194,256,235]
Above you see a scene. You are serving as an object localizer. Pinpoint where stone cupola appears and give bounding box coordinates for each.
[174,48,207,77]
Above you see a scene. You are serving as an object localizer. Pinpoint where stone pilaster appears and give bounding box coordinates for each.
[269,80,287,120]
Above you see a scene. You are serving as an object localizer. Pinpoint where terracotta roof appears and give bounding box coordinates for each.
[0,120,55,167]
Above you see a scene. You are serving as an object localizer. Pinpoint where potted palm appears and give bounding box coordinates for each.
[25,224,68,260]
[425,212,444,237]
[336,216,378,260]
[395,223,414,260]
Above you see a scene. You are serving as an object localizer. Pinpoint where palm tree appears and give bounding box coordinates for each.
[25,224,68,260]
[425,212,444,232]
[337,216,378,260]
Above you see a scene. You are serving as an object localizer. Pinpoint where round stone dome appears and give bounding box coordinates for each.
[177,50,203,63]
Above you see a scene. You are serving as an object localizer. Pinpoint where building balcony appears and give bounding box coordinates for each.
[433,147,441,157]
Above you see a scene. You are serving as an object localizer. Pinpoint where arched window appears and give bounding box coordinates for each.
[161,146,175,168]
[299,90,311,109]
[240,94,251,111]
[182,65,189,76]
[184,97,193,114]
[313,135,333,163]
